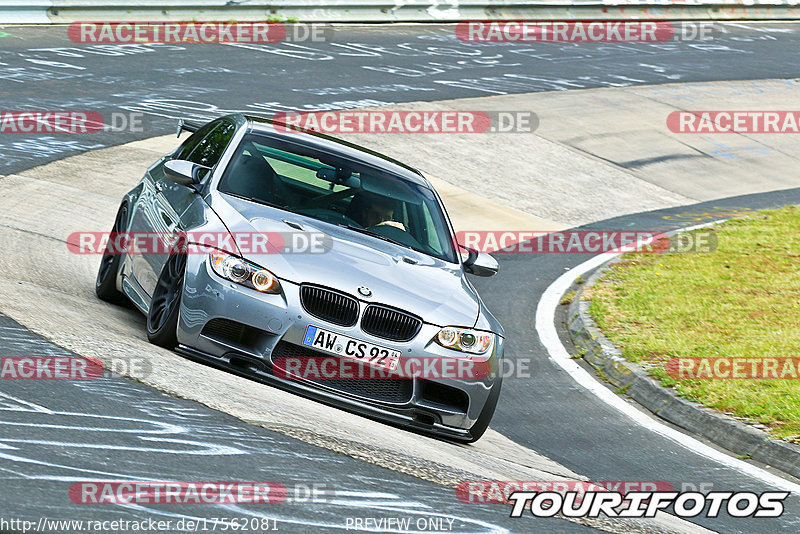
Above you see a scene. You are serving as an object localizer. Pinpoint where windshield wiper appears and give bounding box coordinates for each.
[339,224,410,250]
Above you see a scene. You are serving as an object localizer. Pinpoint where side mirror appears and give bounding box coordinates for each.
[164,159,210,187]
[462,248,499,277]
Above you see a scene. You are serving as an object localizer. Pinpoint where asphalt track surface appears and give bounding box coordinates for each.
[2,22,800,174]
[3,22,800,533]
[0,314,590,534]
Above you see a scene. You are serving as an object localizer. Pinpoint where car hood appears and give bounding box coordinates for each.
[212,194,480,328]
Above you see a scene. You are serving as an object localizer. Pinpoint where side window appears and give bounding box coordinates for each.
[175,121,219,161]
[185,121,236,168]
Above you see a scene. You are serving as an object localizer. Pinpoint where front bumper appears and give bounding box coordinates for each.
[176,253,504,438]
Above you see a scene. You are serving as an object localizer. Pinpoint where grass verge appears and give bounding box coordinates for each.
[587,206,800,441]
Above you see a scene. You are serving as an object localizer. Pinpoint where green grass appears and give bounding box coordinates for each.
[587,206,800,441]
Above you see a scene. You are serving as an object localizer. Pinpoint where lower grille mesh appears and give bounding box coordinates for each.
[270,341,412,404]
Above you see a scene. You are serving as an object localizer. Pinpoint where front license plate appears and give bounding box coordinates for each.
[303,325,400,371]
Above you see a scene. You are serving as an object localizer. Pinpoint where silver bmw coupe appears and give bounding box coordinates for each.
[96,113,504,442]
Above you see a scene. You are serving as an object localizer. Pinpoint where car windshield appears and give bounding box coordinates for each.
[217,133,457,263]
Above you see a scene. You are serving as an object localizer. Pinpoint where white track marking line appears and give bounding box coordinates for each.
[535,222,800,493]
[0,391,53,413]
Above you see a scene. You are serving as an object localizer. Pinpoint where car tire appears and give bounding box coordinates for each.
[95,204,128,303]
[465,374,503,443]
[146,250,186,349]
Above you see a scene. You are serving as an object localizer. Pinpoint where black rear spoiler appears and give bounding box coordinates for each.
[176,118,203,137]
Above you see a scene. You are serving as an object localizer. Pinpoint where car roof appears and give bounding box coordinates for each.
[234,114,431,188]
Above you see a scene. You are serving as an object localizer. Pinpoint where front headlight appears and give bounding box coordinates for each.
[435,327,494,355]
[209,251,281,294]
